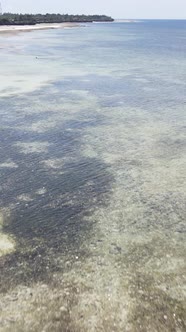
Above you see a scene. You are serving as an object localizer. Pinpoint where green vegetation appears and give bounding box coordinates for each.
[0,13,114,25]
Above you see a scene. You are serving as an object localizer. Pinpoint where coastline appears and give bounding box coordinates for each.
[0,22,80,35]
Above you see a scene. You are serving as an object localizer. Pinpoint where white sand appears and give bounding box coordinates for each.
[0,22,80,35]
[0,211,15,257]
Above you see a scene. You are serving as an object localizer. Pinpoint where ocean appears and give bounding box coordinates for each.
[0,20,186,331]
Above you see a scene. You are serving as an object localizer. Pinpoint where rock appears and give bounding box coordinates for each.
[60,306,67,312]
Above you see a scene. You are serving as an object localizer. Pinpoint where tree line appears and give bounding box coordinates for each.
[0,13,114,25]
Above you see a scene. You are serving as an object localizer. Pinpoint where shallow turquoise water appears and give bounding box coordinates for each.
[0,21,186,331]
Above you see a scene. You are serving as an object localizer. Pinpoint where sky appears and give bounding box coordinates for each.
[2,0,186,19]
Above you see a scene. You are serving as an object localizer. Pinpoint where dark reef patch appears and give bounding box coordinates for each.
[0,82,114,293]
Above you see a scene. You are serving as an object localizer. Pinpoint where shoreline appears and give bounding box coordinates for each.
[0,22,81,35]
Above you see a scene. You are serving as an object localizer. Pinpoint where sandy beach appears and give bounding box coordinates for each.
[0,22,80,35]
